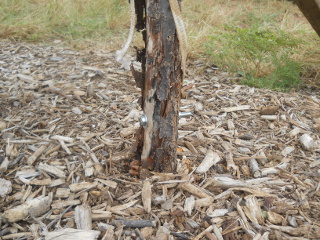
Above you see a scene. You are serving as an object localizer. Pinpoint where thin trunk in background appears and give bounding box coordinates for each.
[295,0,320,37]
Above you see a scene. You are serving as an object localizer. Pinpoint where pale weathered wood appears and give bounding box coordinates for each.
[141,180,152,213]
[55,188,71,198]
[26,144,49,165]
[75,204,92,230]
[0,157,10,175]
[0,178,12,197]
[69,182,98,192]
[38,162,66,178]
[195,150,221,173]
[178,182,211,198]
[45,228,100,240]
[51,200,81,209]
[3,193,52,222]
[299,133,315,150]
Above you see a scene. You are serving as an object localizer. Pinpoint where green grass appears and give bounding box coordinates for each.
[205,23,303,91]
[242,55,302,91]
[0,0,130,45]
[184,0,319,91]
[0,0,319,90]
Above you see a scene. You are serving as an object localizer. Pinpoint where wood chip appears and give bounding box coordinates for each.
[196,150,221,173]
[27,144,49,165]
[45,228,100,240]
[69,182,98,192]
[142,180,152,213]
[222,105,251,112]
[1,41,319,239]
[75,204,92,230]
[3,193,52,222]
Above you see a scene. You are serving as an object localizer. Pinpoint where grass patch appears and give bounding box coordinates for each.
[0,0,319,90]
[184,0,319,91]
[205,22,303,91]
[242,55,302,91]
[0,0,130,46]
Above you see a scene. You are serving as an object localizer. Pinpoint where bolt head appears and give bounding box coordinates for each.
[139,114,148,128]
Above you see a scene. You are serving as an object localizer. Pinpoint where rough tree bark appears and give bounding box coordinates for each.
[295,0,320,37]
[132,0,183,173]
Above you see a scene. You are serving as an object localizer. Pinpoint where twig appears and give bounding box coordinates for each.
[27,144,49,165]
[135,228,146,240]
[170,231,191,240]
[111,219,155,228]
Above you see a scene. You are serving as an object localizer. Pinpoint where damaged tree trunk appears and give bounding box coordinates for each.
[133,0,183,173]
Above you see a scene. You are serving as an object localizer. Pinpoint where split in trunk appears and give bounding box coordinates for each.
[132,0,183,173]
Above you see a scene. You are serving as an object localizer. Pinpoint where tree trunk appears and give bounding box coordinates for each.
[133,0,182,173]
[295,0,320,37]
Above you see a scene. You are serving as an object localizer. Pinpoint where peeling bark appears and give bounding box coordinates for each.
[133,0,182,172]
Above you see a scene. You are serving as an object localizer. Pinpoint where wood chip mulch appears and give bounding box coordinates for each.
[0,40,320,240]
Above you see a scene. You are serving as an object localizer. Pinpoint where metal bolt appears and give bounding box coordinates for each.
[139,114,148,129]
[139,112,192,128]
[179,111,193,118]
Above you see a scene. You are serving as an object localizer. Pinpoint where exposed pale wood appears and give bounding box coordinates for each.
[3,193,52,222]
[38,163,66,178]
[110,200,138,212]
[51,135,74,143]
[58,140,72,155]
[55,188,71,198]
[69,182,98,192]
[184,195,195,215]
[95,178,118,188]
[244,196,264,225]
[248,158,261,178]
[142,180,152,213]
[178,182,211,198]
[222,105,251,112]
[299,133,315,150]
[194,196,214,208]
[0,157,10,175]
[195,150,221,173]
[260,115,277,120]
[75,204,92,230]
[51,200,81,209]
[101,225,115,240]
[0,178,12,197]
[27,144,48,165]
[45,228,100,240]
[91,211,112,220]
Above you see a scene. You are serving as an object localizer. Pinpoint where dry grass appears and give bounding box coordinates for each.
[0,0,319,89]
[183,0,319,89]
[0,0,130,46]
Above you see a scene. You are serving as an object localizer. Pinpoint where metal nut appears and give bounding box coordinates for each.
[139,114,148,129]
